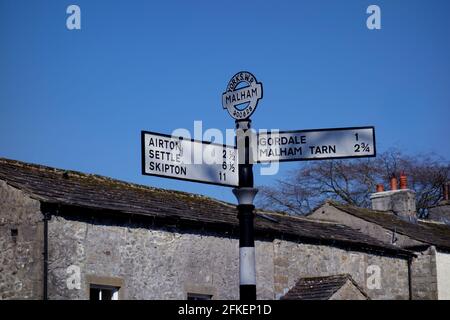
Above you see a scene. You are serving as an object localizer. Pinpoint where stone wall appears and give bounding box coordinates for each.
[46,213,411,300]
[47,214,277,300]
[0,181,43,300]
[272,239,410,300]
[436,250,450,299]
[410,247,438,299]
[309,203,441,300]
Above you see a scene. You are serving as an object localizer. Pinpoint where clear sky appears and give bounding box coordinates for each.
[1,0,449,203]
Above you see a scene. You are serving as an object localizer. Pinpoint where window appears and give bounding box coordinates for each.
[184,284,215,300]
[89,284,119,300]
[187,293,212,300]
[86,275,123,300]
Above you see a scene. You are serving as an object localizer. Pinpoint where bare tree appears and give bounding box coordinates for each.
[257,149,449,218]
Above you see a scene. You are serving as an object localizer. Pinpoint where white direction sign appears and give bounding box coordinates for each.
[256,126,376,163]
[141,131,238,187]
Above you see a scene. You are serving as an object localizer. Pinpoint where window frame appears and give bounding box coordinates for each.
[86,275,124,300]
[89,284,120,300]
[184,283,216,300]
[186,292,213,300]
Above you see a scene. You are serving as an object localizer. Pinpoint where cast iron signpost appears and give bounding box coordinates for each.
[222,71,262,301]
[141,70,377,301]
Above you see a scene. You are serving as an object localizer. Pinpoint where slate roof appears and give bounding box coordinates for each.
[328,201,450,251]
[281,274,369,300]
[0,158,412,256]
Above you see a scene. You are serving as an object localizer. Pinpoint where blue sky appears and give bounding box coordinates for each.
[1,0,449,203]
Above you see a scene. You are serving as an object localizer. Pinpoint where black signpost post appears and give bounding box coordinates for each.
[223,71,263,301]
[233,119,257,300]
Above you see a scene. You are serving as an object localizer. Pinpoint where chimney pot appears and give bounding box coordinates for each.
[376,184,384,192]
[390,175,398,191]
[400,171,408,190]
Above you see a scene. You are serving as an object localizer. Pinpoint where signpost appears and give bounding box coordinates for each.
[141,70,377,301]
[256,126,376,163]
[141,131,238,187]
[222,71,262,301]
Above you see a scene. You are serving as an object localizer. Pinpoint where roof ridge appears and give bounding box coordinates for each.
[257,208,368,227]
[299,274,349,281]
[0,157,236,208]
[419,219,448,226]
[326,200,394,215]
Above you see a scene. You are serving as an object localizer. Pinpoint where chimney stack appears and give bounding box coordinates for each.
[370,172,417,222]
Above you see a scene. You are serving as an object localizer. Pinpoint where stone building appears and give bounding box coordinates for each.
[0,158,448,300]
[428,182,450,225]
[307,186,450,299]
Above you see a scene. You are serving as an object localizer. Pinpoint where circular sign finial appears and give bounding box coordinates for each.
[222,71,263,120]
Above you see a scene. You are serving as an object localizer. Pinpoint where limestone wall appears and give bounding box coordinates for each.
[436,250,450,300]
[0,181,43,300]
[272,239,410,300]
[46,214,410,300]
[410,247,438,300]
